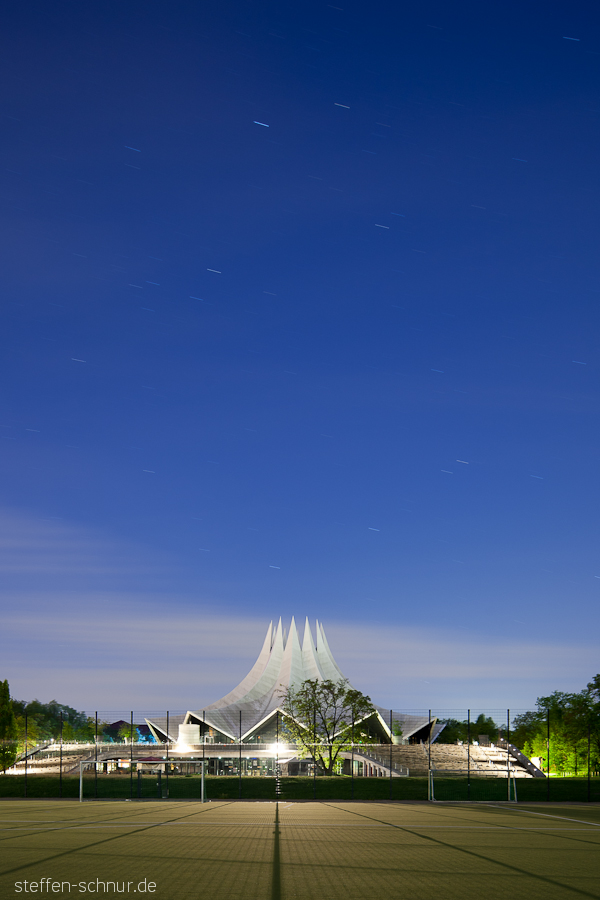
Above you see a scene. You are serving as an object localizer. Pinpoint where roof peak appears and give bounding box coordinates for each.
[194,618,347,729]
[271,617,330,652]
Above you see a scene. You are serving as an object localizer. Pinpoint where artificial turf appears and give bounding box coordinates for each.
[1,799,600,899]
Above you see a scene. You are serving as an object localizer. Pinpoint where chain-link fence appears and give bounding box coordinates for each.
[3,707,599,802]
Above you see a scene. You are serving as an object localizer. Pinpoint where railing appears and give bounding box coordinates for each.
[353,749,409,776]
[15,741,52,762]
[497,740,545,778]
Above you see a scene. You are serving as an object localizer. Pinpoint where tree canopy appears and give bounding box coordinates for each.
[5,689,156,750]
[279,678,376,775]
[11,698,96,747]
[436,713,499,745]
[510,677,600,775]
[0,680,18,772]
[437,675,600,776]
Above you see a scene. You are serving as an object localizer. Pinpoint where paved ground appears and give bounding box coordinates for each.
[1,801,600,899]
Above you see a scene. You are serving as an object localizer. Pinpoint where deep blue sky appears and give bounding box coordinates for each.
[1,0,599,711]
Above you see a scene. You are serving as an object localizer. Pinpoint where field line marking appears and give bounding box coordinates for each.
[482,804,600,829]
[0,801,238,847]
[319,802,600,900]
[2,822,600,832]
[0,801,235,879]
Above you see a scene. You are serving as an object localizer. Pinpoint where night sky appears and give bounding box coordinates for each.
[1,0,599,713]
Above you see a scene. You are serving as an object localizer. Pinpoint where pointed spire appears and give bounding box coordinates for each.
[278,616,304,691]
[194,617,349,734]
[302,617,325,680]
[273,618,284,652]
[316,621,345,681]
[301,617,313,652]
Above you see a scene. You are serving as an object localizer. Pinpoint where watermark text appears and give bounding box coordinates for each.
[15,879,156,893]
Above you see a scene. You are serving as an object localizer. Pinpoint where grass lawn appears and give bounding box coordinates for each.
[2,773,600,802]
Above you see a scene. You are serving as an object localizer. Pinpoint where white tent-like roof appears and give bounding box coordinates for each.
[194,616,346,737]
[146,617,434,744]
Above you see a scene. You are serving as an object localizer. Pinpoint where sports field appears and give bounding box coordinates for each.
[1,801,599,900]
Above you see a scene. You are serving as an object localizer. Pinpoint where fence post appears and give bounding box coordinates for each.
[24,711,27,800]
[275,710,280,798]
[428,710,431,771]
[59,712,63,799]
[313,708,317,800]
[239,710,242,799]
[546,708,550,801]
[202,710,205,789]
[507,709,511,801]
[166,711,169,799]
[389,710,393,801]
[351,713,355,801]
[588,721,591,803]
[95,713,98,799]
[467,710,471,802]
[428,710,431,800]
[130,712,134,799]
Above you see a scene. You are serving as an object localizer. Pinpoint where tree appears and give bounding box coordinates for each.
[525,690,597,775]
[587,675,600,700]
[0,681,18,773]
[279,678,376,775]
[436,714,499,745]
[511,710,542,756]
[472,713,499,743]
[436,718,467,744]
[10,697,102,752]
[508,677,600,775]
[117,722,145,743]
[391,719,403,739]
[10,698,88,742]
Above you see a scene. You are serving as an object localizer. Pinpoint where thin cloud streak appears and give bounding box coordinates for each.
[3,597,595,712]
[0,509,169,577]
